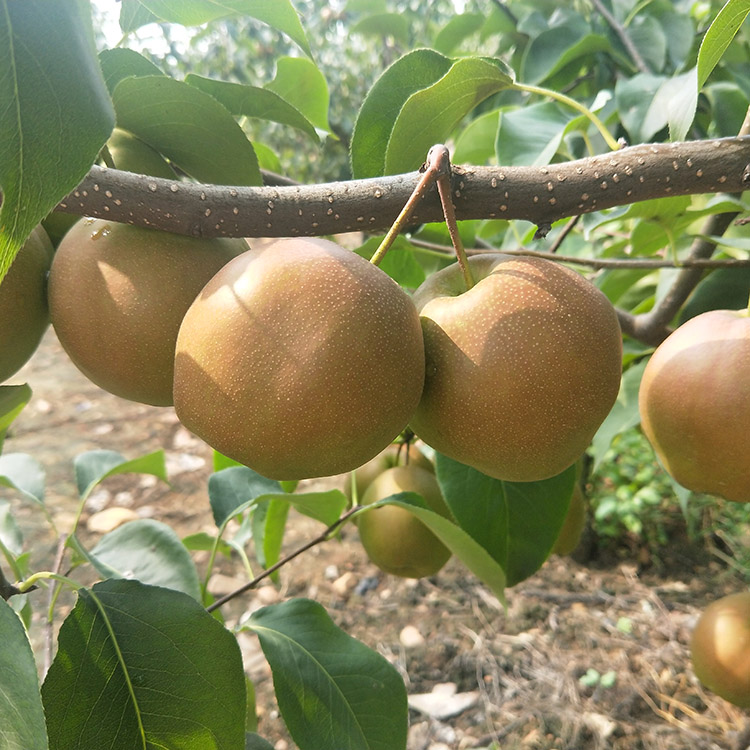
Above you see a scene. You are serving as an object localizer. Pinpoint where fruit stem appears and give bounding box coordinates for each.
[436,171,475,291]
[369,144,446,267]
[513,82,621,152]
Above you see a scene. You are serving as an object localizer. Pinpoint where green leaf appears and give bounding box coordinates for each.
[434,13,485,55]
[98,48,165,94]
[246,733,274,750]
[74,449,168,501]
[247,598,408,750]
[436,456,575,587]
[0,500,23,556]
[665,68,699,141]
[590,360,647,471]
[0,0,114,281]
[698,0,750,89]
[42,579,246,750]
[453,109,500,165]
[186,75,319,141]
[0,598,48,750]
[351,49,453,178]
[257,498,289,578]
[0,384,32,449]
[89,519,202,600]
[136,0,311,55]
[119,0,159,32]
[626,14,667,73]
[283,489,348,526]
[112,75,262,185]
[522,21,610,85]
[615,73,667,143]
[351,12,410,45]
[183,531,234,557]
[495,102,570,166]
[368,492,507,600]
[354,236,426,287]
[265,57,330,133]
[384,56,513,175]
[0,453,45,505]
[209,466,281,527]
[680,266,750,322]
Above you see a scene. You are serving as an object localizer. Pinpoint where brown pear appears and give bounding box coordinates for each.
[357,464,451,578]
[48,218,245,406]
[173,237,425,480]
[0,226,53,382]
[639,309,750,502]
[409,255,622,481]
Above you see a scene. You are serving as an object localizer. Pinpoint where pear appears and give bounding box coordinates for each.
[173,237,425,480]
[639,309,750,502]
[691,592,750,708]
[410,254,622,482]
[48,219,245,406]
[357,464,451,578]
[345,441,433,502]
[0,226,54,382]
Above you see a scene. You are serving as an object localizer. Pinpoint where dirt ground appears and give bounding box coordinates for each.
[5,329,750,750]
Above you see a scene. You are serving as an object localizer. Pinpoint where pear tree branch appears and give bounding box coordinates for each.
[57,137,750,239]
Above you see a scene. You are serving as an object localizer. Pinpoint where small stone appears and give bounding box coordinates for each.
[399,625,425,648]
[34,398,52,413]
[207,573,245,596]
[87,488,111,512]
[114,491,134,507]
[324,564,339,581]
[86,507,139,534]
[256,585,280,605]
[332,571,356,597]
[408,683,480,720]
[166,452,206,475]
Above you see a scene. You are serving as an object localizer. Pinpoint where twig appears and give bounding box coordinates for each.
[590,0,651,74]
[206,506,361,613]
[408,237,750,270]
[547,214,581,254]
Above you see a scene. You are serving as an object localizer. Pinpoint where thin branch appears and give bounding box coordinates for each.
[547,214,581,254]
[591,0,651,74]
[58,137,750,239]
[409,237,750,269]
[206,506,361,613]
[43,534,67,676]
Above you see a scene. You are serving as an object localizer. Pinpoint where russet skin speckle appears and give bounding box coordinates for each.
[410,255,623,482]
[173,237,426,480]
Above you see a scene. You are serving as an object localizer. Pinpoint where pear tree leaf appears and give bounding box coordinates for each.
[698,0,750,89]
[98,48,165,94]
[665,68,699,142]
[0,500,23,556]
[615,73,667,143]
[522,20,610,85]
[434,13,485,55]
[351,12,410,45]
[0,453,45,505]
[186,75,319,141]
[112,75,262,185]
[351,49,453,178]
[590,360,647,471]
[0,598,48,750]
[495,101,571,166]
[41,579,246,749]
[183,531,234,557]
[435,456,576,587]
[246,598,408,750]
[0,0,114,281]
[453,109,501,165]
[265,57,330,133]
[88,519,202,601]
[119,0,159,32]
[246,734,274,750]
[384,56,514,175]
[209,466,282,527]
[359,491,507,601]
[74,449,167,501]
[626,14,667,73]
[133,0,311,55]
[256,497,289,580]
[0,384,32,449]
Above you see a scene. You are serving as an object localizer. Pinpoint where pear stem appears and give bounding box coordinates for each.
[436,168,475,291]
[369,144,448,267]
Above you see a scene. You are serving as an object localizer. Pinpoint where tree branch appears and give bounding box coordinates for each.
[58,137,750,239]
[590,0,651,74]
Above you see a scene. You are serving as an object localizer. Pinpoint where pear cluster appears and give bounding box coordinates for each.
[3,230,625,487]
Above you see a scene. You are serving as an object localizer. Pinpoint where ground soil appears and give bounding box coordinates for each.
[5,329,750,750]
